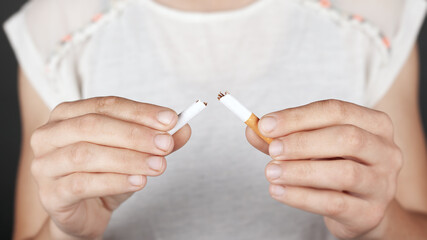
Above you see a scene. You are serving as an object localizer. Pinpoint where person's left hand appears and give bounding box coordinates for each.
[246,99,403,240]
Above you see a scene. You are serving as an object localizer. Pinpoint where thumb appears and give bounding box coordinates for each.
[171,124,192,152]
[245,126,269,155]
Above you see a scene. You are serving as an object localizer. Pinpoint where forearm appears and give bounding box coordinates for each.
[362,200,427,240]
[20,218,51,240]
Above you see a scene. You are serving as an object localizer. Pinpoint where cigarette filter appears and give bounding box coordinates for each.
[169,100,208,135]
[218,92,273,144]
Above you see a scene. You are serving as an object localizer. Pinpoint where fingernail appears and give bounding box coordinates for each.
[128,175,143,186]
[266,164,282,179]
[259,116,277,133]
[154,134,172,151]
[269,140,284,157]
[157,111,176,126]
[147,156,163,171]
[271,185,286,197]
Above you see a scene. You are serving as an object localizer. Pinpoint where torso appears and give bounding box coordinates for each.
[76,0,377,239]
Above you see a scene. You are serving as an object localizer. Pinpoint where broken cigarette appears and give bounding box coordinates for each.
[218,92,273,144]
[169,100,208,135]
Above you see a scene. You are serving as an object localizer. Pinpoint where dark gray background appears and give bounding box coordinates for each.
[0,1,426,239]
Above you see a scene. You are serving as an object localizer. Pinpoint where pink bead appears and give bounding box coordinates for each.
[352,15,364,22]
[320,0,331,8]
[382,37,391,49]
[61,34,72,43]
[92,13,103,22]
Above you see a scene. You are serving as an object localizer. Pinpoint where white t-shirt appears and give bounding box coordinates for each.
[4,0,426,239]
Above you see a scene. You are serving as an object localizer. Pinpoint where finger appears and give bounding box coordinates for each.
[269,184,368,223]
[245,126,269,155]
[268,125,394,165]
[32,142,167,178]
[55,173,147,206]
[258,100,394,139]
[50,97,178,131]
[265,160,376,196]
[172,124,192,152]
[32,113,174,156]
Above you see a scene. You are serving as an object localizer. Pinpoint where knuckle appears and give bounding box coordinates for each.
[39,184,62,213]
[68,143,92,166]
[95,96,119,113]
[390,147,404,171]
[385,181,397,202]
[377,111,394,136]
[76,114,101,133]
[341,162,359,190]
[377,111,392,125]
[322,99,348,120]
[30,131,38,150]
[326,195,348,217]
[68,175,86,196]
[30,128,45,155]
[50,102,69,119]
[371,170,396,201]
[383,165,399,200]
[340,125,364,151]
[55,182,69,200]
[30,157,44,178]
[366,205,385,228]
[38,188,54,210]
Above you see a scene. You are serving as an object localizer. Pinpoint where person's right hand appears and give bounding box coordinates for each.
[30,96,191,239]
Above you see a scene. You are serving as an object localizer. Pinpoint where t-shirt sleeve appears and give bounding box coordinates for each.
[335,0,427,107]
[367,0,426,107]
[3,0,103,110]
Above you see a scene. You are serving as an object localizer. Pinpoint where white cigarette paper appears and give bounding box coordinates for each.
[218,92,273,144]
[218,93,252,122]
[168,100,208,135]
